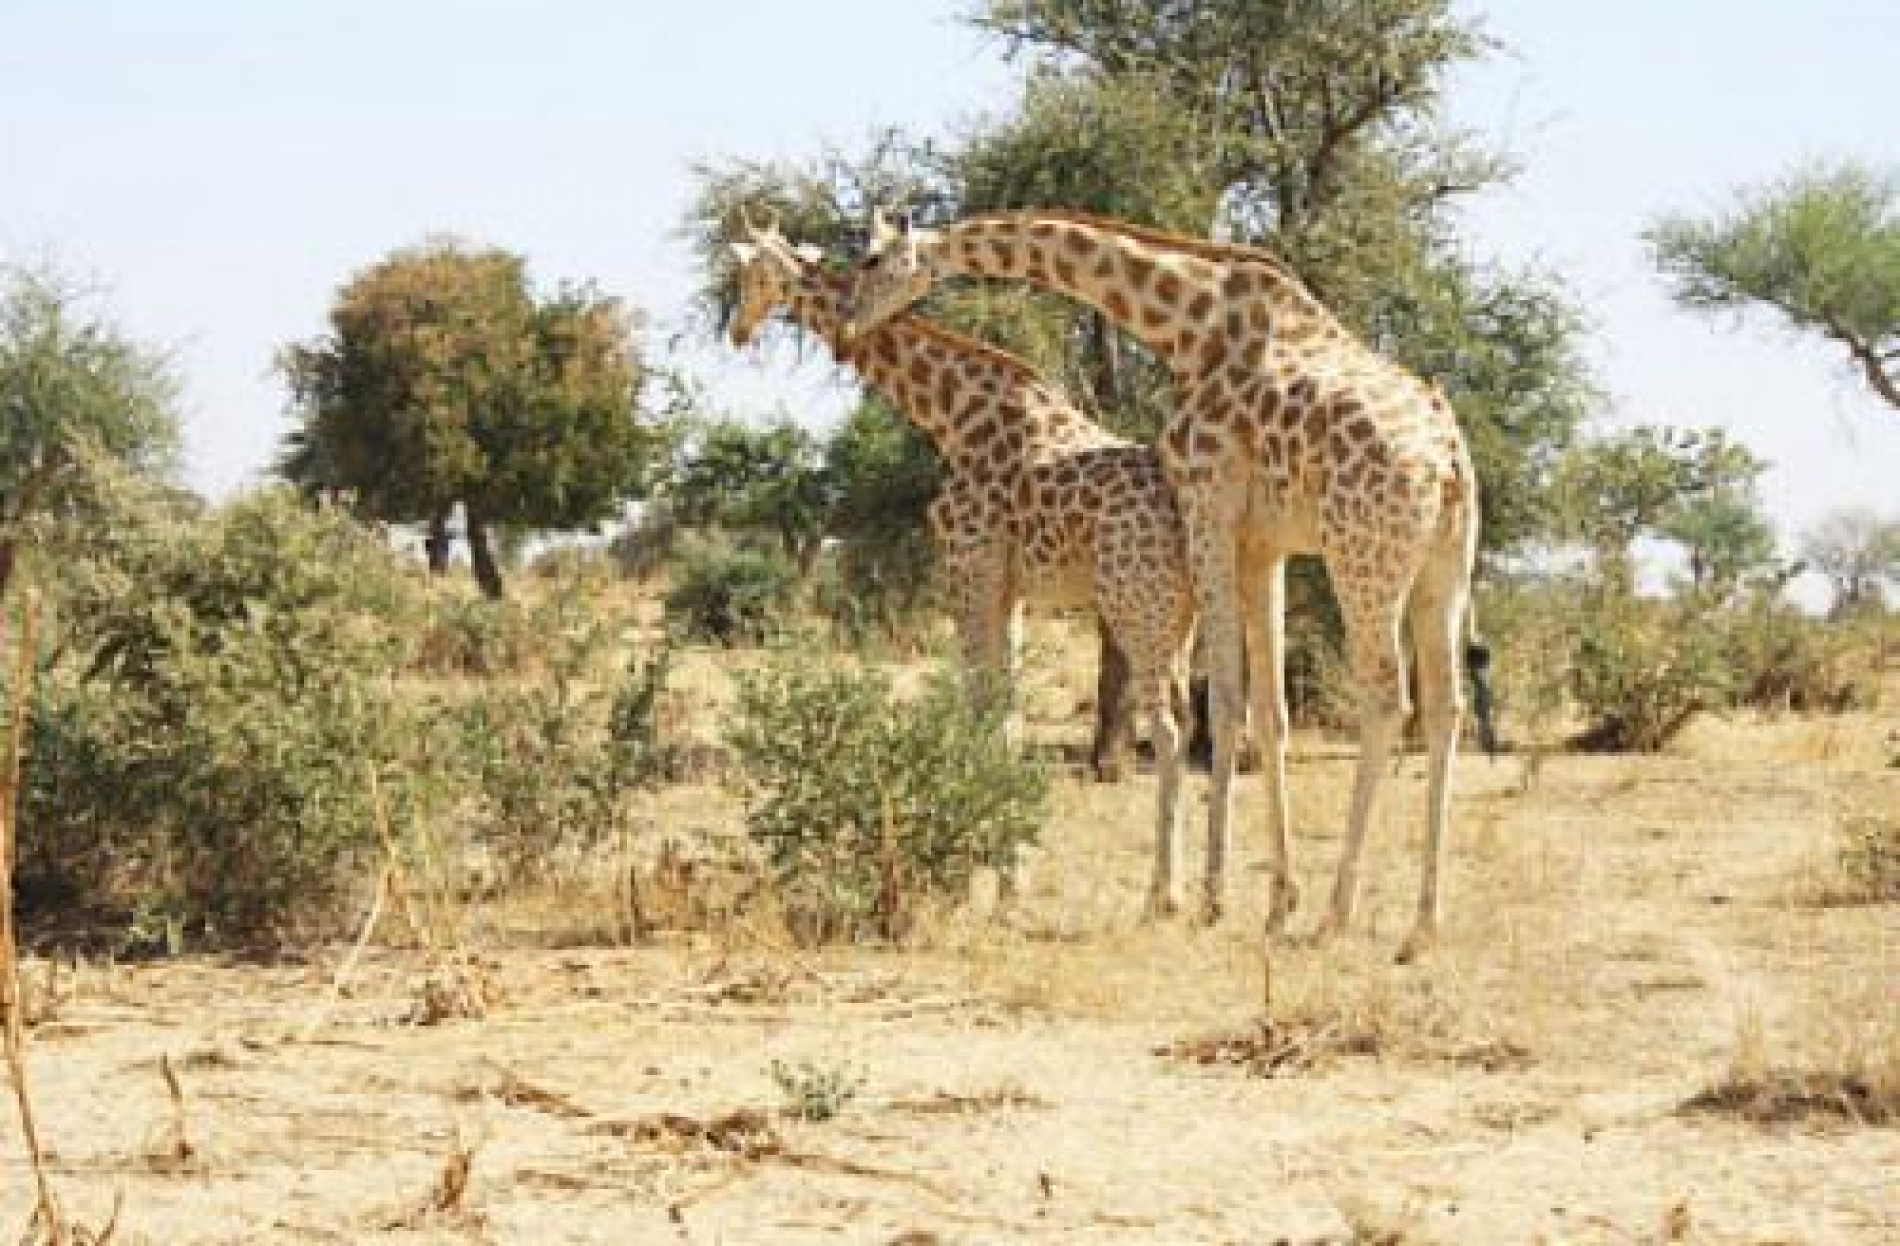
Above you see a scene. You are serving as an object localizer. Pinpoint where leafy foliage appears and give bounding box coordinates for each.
[0,265,183,602]
[663,539,800,647]
[726,655,1047,943]
[280,240,659,597]
[1648,161,1900,410]
[1719,596,1874,715]
[452,608,675,884]
[666,414,833,574]
[17,478,426,944]
[814,397,944,644]
[1568,597,1736,754]
[1555,424,1771,591]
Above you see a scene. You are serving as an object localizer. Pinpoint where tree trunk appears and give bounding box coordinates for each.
[424,513,453,575]
[1090,617,1137,783]
[1087,311,1124,424]
[466,511,505,600]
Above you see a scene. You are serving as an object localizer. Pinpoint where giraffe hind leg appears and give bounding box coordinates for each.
[1395,538,1471,964]
[1310,580,1411,947]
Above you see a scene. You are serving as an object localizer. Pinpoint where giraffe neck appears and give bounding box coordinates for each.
[933,210,1336,371]
[780,277,1074,459]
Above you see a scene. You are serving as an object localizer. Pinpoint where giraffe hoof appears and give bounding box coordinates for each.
[1194,897,1224,928]
[1142,889,1181,922]
[1395,927,1437,965]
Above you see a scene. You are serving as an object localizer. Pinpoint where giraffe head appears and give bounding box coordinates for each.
[727,211,824,348]
[843,206,939,341]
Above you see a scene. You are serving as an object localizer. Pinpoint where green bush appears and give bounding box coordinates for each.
[1570,598,1735,753]
[454,618,675,883]
[809,528,941,650]
[17,486,430,945]
[726,655,1047,943]
[664,539,797,646]
[1720,599,1876,714]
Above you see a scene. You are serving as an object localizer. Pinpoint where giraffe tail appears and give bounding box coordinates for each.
[1463,607,1499,760]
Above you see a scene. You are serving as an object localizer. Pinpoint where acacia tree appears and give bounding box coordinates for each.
[0,264,182,597]
[1648,162,1900,413]
[281,241,656,598]
[667,415,834,577]
[1554,425,1771,595]
[1800,507,1900,613]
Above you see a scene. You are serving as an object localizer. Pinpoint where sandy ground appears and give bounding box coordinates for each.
[7,705,1899,1244]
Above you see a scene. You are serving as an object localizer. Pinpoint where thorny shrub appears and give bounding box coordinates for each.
[1719,597,1876,715]
[16,483,430,945]
[726,654,1047,943]
[453,603,676,885]
[1568,596,1736,753]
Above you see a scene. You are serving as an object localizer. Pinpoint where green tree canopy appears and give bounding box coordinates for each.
[666,414,835,576]
[0,264,182,595]
[280,240,657,598]
[1648,162,1900,411]
[1554,425,1772,594]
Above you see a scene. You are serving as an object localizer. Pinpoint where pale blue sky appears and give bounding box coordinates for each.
[4,1,1896,565]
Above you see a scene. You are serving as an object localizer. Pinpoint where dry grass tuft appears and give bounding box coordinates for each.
[1686,998,1900,1127]
[455,1060,593,1119]
[1680,1068,1897,1126]
[1156,1016,1381,1078]
[884,1084,1049,1115]
[405,954,497,1025]
[1332,1189,1438,1244]
[595,1107,784,1159]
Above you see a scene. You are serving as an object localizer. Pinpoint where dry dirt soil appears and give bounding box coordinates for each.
[8,673,1898,1244]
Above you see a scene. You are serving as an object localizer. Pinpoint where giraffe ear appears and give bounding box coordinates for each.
[729,241,759,266]
[792,244,824,265]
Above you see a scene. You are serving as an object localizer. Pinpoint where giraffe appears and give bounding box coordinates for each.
[845,208,1481,963]
[727,222,1202,915]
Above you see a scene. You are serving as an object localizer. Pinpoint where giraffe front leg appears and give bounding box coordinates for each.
[1137,639,1190,922]
[1186,548,1245,928]
[1243,556,1299,939]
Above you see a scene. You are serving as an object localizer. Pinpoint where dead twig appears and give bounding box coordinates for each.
[1,597,71,1244]
[144,1053,200,1175]
[291,862,392,1043]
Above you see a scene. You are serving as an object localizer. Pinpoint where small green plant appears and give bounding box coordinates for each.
[769,1058,863,1122]
[727,655,1047,943]
[664,539,797,646]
